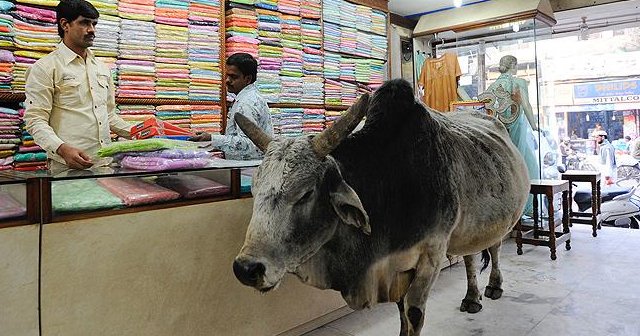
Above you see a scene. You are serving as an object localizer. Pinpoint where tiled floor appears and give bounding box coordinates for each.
[304,225,640,336]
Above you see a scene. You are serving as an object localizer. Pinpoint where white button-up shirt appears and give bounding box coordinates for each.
[212,83,274,160]
[24,42,130,166]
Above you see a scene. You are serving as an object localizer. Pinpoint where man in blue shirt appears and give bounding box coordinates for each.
[190,53,274,160]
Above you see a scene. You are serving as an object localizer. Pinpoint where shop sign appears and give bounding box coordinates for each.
[573,79,640,105]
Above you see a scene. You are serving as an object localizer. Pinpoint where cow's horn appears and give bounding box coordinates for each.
[234,113,272,152]
[312,93,370,157]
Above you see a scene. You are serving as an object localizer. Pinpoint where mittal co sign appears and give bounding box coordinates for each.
[573,79,640,105]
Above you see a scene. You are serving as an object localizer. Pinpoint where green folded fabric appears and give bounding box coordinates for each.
[52,179,124,213]
[98,139,199,157]
[14,152,48,162]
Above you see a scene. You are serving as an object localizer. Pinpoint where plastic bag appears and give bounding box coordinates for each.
[155,175,230,199]
[97,139,199,157]
[119,156,210,172]
[52,179,124,213]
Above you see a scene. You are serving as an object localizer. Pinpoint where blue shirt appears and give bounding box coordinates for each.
[211,83,274,160]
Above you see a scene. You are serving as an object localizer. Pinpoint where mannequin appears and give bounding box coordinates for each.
[479,55,539,215]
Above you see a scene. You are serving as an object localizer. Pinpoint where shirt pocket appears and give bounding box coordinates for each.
[94,74,110,105]
[56,78,81,105]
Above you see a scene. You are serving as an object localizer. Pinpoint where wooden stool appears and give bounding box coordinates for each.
[516,179,571,260]
[561,170,601,237]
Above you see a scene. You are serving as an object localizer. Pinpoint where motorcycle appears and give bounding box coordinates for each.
[573,178,640,229]
[616,154,640,181]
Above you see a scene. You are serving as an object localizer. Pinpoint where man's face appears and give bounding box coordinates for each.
[61,15,97,49]
[596,135,604,144]
[226,65,252,94]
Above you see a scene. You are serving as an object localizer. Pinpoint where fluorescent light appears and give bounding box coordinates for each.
[512,23,520,32]
[453,0,463,8]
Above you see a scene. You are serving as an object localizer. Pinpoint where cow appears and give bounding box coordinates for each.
[232,79,529,336]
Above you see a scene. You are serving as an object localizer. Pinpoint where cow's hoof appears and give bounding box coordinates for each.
[484,286,503,300]
[460,299,482,313]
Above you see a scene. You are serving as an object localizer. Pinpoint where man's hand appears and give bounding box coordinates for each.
[56,143,93,169]
[605,176,615,186]
[188,132,212,142]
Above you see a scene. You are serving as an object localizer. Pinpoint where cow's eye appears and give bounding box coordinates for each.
[296,190,313,204]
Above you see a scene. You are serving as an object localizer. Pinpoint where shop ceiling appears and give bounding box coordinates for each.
[389,0,635,18]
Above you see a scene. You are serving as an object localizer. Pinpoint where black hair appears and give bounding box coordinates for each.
[226,53,258,83]
[56,0,99,38]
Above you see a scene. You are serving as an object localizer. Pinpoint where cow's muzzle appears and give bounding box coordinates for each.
[233,257,268,289]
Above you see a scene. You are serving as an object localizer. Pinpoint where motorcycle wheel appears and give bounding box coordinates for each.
[631,217,640,230]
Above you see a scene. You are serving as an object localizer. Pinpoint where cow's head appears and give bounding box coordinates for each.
[232,94,371,292]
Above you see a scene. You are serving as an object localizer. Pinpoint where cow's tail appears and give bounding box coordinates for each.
[480,249,490,273]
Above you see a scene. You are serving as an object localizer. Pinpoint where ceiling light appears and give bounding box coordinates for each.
[453,0,463,8]
[512,23,520,32]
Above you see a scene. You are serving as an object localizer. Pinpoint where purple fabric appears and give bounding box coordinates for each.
[113,149,213,161]
[0,191,26,220]
[155,175,230,199]
[0,50,14,63]
[120,156,209,172]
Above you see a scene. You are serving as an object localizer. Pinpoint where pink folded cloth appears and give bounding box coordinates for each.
[97,177,180,206]
[0,191,26,220]
[18,145,43,152]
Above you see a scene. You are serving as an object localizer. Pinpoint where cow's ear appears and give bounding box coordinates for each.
[330,181,371,235]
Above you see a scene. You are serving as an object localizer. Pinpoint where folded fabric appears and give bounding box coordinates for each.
[52,179,125,213]
[97,177,180,206]
[13,152,47,162]
[0,191,26,220]
[97,138,199,157]
[119,156,210,171]
[155,174,230,199]
[113,149,212,161]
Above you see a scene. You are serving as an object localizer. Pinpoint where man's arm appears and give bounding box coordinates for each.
[211,102,269,160]
[106,72,131,138]
[23,64,64,157]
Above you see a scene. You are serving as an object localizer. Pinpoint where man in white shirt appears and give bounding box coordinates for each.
[24,0,130,170]
[190,53,274,160]
[594,130,617,185]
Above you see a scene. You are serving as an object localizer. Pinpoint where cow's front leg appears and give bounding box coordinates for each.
[484,242,504,300]
[400,242,446,336]
[460,254,483,313]
[397,297,410,336]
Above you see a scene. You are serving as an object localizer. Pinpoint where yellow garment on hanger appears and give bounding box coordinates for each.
[418,52,462,112]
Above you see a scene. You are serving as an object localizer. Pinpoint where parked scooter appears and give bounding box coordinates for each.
[573,178,640,229]
[616,154,640,181]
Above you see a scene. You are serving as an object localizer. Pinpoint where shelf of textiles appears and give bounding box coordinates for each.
[0,0,224,102]
[226,0,325,105]
[270,106,346,136]
[0,106,48,173]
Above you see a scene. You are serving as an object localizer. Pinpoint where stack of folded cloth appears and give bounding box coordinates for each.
[280,14,301,50]
[355,31,372,58]
[338,0,357,28]
[97,177,181,205]
[155,62,190,99]
[14,129,47,171]
[117,105,156,124]
[188,3,221,102]
[371,34,387,60]
[155,105,193,130]
[255,68,281,103]
[225,7,258,41]
[324,78,342,105]
[155,0,188,27]
[0,2,14,50]
[322,22,340,54]
[339,26,357,56]
[277,0,299,16]
[0,190,26,219]
[155,24,188,64]
[323,51,340,80]
[88,0,118,16]
[339,56,356,82]
[302,108,324,134]
[301,18,321,50]
[0,107,20,170]
[118,19,156,60]
[16,0,59,6]
[324,109,346,127]
[0,49,14,92]
[12,50,45,92]
[12,5,59,53]
[226,35,259,58]
[155,174,230,199]
[301,75,323,104]
[371,9,387,36]
[270,107,303,137]
[255,0,276,11]
[280,76,303,104]
[322,0,340,24]
[91,13,119,58]
[340,80,358,105]
[300,0,320,19]
[190,104,222,135]
[355,4,371,32]
[302,47,322,75]
[116,59,156,98]
[118,0,155,21]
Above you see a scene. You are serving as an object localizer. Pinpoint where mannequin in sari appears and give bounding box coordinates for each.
[479,55,539,215]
